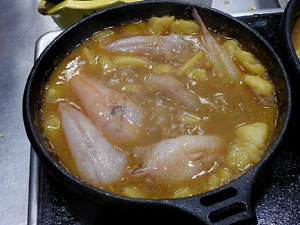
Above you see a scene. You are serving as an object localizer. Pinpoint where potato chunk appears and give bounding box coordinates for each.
[207,175,221,191]
[170,19,200,35]
[235,48,266,75]
[91,29,117,45]
[190,68,207,81]
[227,139,262,169]
[153,63,174,74]
[179,51,205,75]
[236,122,268,148]
[98,55,114,74]
[81,47,96,65]
[121,83,143,93]
[223,39,239,56]
[217,168,232,185]
[120,24,140,34]
[173,187,192,198]
[227,122,268,170]
[148,16,175,35]
[119,22,149,35]
[113,56,151,67]
[122,187,146,198]
[223,40,266,76]
[243,75,273,96]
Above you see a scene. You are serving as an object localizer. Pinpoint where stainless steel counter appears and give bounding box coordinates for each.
[0,0,288,224]
[0,1,59,224]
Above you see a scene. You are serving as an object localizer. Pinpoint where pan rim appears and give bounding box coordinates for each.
[23,0,292,207]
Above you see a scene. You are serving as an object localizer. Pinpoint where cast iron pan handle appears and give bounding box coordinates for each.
[163,173,257,225]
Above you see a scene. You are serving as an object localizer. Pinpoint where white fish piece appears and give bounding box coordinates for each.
[58,102,127,186]
[142,135,222,181]
[146,75,200,109]
[105,34,192,62]
[192,8,241,82]
[70,76,143,144]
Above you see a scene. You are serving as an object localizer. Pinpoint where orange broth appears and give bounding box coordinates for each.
[40,18,277,199]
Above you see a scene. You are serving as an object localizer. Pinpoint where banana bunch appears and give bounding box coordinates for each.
[38,0,141,29]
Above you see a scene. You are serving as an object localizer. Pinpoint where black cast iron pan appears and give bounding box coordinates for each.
[281,0,300,84]
[23,1,291,224]
[281,0,300,127]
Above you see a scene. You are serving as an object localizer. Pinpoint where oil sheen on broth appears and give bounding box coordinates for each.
[41,15,278,199]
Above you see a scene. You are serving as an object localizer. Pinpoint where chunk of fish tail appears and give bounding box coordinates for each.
[58,102,127,186]
[69,76,143,144]
[141,134,222,182]
[105,34,193,63]
[146,75,200,110]
[192,8,241,82]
